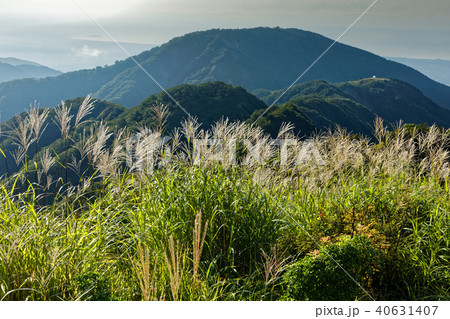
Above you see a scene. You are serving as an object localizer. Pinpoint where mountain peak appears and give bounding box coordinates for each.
[1,27,450,120]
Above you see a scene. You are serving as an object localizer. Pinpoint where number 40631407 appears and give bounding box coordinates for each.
[375,306,438,316]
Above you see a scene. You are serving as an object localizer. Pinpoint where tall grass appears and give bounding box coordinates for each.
[0,98,449,300]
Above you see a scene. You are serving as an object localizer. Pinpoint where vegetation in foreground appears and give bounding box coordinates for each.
[0,98,449,300]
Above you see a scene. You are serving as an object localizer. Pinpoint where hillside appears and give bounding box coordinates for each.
[1,28,450,121]
[337,78,450,126]
[252,78,450,137]
[112,81,268,132]
[0,82,266,177]
[2,85,450,301]
[4,79,450,178]
[247,102,316,137]
[0,58,61,83]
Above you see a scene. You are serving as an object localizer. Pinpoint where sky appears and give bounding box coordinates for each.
[0,0,449,71]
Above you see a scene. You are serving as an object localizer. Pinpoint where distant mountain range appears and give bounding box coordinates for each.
[1,27,450,121]
[0,57,61,83]
[0,57,42,66]
[253,78,450,137]
[387,57,450,87]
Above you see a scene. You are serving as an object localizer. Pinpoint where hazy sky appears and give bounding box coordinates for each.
[0,0,449,71]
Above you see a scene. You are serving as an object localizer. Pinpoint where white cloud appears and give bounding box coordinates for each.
[1,0,450,68]
[76,45,102,58]
[0,0,141,23]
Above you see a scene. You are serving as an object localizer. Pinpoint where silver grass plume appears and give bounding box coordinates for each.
[11,148,25,166]
[180,118,201,162]
[54,101,73,139]
[72,128,92,162]
[40,149,56,175]
[151,102,170,133]
[39,149,56,191]
[90,121,113,165]
[126,126,162,172]
[9,115,35,166]
[28,102,49,145]
[277,122,295,139]
[68,154,83,177]
[75,94,96,128]
[96,129,126,179]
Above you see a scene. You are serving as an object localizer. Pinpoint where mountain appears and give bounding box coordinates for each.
[0,57,62,83]
[111,81,268,132]
[0,82,265,177]
[0,57,41,66]
[1,27,450,121]
[248,102,317,137]
[3,79,450,177]
[387,57,450,87]
[251,81,377,137]
[252,78,450,137]
[337,78,450,126]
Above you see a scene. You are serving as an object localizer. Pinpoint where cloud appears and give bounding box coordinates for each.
[1,0,450,68]
[0,0,141,23]
[76,45,102,58]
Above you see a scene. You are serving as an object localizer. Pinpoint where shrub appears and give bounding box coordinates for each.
[283,236,381,301]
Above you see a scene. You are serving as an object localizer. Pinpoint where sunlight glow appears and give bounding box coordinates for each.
[0,0,141,22]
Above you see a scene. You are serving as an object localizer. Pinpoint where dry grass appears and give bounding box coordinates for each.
[1,96,449,301]
[193,211,208,288]
[132,242,160,301]
[163,235,183,301]
[261,247,288,286]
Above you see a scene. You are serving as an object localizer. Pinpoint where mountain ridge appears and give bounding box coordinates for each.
[0,58,61,83]
[253,78,450,137]
[1,27,450,121]
[0,57,42,66]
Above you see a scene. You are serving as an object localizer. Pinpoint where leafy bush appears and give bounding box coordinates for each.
[284,236,381,301]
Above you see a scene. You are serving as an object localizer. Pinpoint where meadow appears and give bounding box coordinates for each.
[0,98,449,300]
